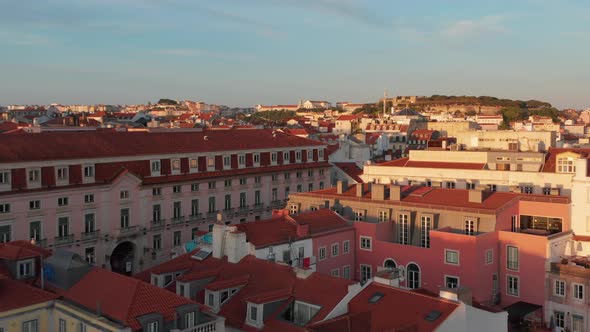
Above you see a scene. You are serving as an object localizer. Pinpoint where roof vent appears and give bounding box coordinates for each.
[424,310,442,322]
[204,135,208,141]
[368,292,385,304]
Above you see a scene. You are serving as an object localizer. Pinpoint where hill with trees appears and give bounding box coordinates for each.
[414,95,552,109]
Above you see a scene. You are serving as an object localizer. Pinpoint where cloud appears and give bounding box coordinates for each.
[440,15,508,40]
[154,48,255,61]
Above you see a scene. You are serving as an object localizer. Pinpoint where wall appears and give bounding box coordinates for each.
[0,302,53,332]
[313,228,355,277]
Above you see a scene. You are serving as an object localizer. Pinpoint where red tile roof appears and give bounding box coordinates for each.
[62,268,196,330]
[377,157,486,170]
[336,115,359,121]
[0,276,57,311]
[0,121,18,133]
[0,241,52,260]
[333,162,364,182]
[542,148,590,175]
[0,129,325,163]
[285,128,309,136]
[310,282,459,332]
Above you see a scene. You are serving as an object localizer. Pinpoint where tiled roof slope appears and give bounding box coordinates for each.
[377,157,486,170]
[310,282,458,332]
[333,162,364,182]
[0,129,324,163]
[0,240,52,260]
[62,268,196,330]
[0,276,57,311]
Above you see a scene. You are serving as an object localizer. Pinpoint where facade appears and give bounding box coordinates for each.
[455,130,556,152]
[287,182,571,324]
[0,129,330,274]
[362,148,588,196]
[333,115,359,135]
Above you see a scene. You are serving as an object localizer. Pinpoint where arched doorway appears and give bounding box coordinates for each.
[383,259,397,269]
[407,263,420,289]
[110,241,135,275]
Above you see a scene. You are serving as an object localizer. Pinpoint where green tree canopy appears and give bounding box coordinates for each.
[157,98,178,105]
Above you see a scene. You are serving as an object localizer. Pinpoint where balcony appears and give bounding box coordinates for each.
[206,211,219,220]
[223,208,235,215]
[188,213,203,223]
[80,230,100,242]
[171,216,185,225]
[115,225,140,238]
[252,203,264,212]
[551,260,590,278]
[54,234,75,246]
[270,200,284,208]
[33,238,48,248]
[170,313,224,332]
[237,205,250,213]
[151,219,165,230]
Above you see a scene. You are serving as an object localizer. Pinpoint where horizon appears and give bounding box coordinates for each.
[1,0,589,109]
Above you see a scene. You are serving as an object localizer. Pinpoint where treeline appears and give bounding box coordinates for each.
[498,107,561,128]
[248,110,297,125]
[416,95,552,108]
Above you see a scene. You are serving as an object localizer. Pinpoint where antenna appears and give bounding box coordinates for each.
[383,89,388,120]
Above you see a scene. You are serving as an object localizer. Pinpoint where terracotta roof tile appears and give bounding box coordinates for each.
[333,162,364,182]
[0,276,57,311]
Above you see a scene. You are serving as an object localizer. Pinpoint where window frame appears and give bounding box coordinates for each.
[444,249,460,265]
[360,236,372,251]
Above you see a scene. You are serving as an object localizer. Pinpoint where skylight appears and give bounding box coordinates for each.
[191,249,212,261]
[424,310,442,322]
[368,292,385,304]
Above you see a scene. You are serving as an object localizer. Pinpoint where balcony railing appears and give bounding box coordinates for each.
[551,262,590,277]
[151,219,165,230]
[54,234,75,246]
[223,208,235,215]
[33,238,48,248]
[206,211,219,220]
[188,213,203,223]
[270,200,284,208]
[170,313,223,332]
[238,205,250,213]
[252,203,264,212]
[171,216,185,225]
[116,225,140,238]
[81,230,100,241]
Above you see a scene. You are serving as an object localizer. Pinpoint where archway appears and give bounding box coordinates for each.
[110,241,136,276]
[383,259,397,269]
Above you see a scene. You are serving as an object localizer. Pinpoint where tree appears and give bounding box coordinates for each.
[465,110,477,116]
[157,98,178,105]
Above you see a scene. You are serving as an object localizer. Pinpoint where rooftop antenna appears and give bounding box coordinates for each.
[382,89,388,121]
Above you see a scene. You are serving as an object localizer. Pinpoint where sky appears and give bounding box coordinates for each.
[0,0,589,108]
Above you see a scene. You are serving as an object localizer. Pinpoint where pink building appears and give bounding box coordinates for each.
[0,129,330,275]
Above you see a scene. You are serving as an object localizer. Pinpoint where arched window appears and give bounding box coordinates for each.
[407,263,420,289]
[384,259,396,269]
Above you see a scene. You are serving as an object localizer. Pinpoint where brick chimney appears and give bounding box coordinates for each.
[371,183,386,200]
[390,185,401,201]
[336,180,348,194]
[468,190,483,204]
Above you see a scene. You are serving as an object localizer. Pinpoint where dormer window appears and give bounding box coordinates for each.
[56,167,68,181]
[83,165,94,178]
[281,300,321,326]
[557,157,576,173]
[283,151,290,162]
[246,302,262,328]
[0,170,10,185]
[146,321,159,332]
[296,151,302,161]
[171,159,181,172]
[271,152,277,163]
[17,259,34,279]
[223,156,231,168]
[319,149,324,159]
[253,153,260,164]
[151,160,161,174]
[238,155,246,166]
[189,158,198,171]
[28,169,40,182]
[307,150,313,161]
[207,157,215,169]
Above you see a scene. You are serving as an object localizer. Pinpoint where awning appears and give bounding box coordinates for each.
[503,301,542,323]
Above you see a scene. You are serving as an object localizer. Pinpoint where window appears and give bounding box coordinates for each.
[520,186,533,194]
[29,200,40,210]
[464,219,475,236]
[249,305,258,322]
[511,215,519,232]
[331,243,339,256]
[84,194,94,203]
[297,184,302,192]
[407,264,420,289]
[151,160,161,173]
[574,283,585,300]
[191,183,199,192]
[296,151,302,161]
[487,184,497,192]
[190,158,198,170]
[171,159,180,171]
[57,217,69,238]
[0,171,9,184]
[0,225,11,242]
[485,249,493,264]
[239,192,247,208]
[208,181,216,189]
[28,169,40,182]
[0,203,10,214]
[222,156,231,168]
[152,204,162,222]
[120,208,129,228]
[174,231,181,246]
[185,311,196,328]
[254,176,261,184]
[83,165,94,177]
[57,197,68,207]
[445,250,459,265]
[238,155,246,165]
[285,186,290,198]
[84,213,95,233]
[222,179,231,188]
[554,279,565,297]
[283,151,289,162]
[420,216,431,248]
[542,187,552,195]
[318,247,326,260]
[343,265,351,279]
[398,214,409,245]
[224,194,232,210]
[85,247,95,264]
[78,323,87,332]
[378,210,388,222]
[146,321,159,332]
[466,182,476,190]
[289,204,298,214]
[319,169,325,176]
[319,182,324,189]
[507,275,519,296]
[208,197,216,213]
[153,234,162,251]
[360,236,372,250]
[445,276,459,289]
[239,178,247,185]
[507,246,519,270]
[360,264,372,283]
[319,149,324,159]
[173,201,181,219]
[253,153,260,164]
[173,185,181,193]
[17,259,34,278]
[446,182,456,189]
[207,157,215,168]
[296,171,303,178]
[557,157,576,173]
[554,311,565,329]
[307,150,313,160]
[29,221,41,241]
[120,190,129,199]
[343,240,350,254]
[354,210,364,221]
[57,167,68,180]
[330,269,339,277]
[308,183,313,192]
[191,199,199,216]
[22,319,38,332]
[59,319,66,332]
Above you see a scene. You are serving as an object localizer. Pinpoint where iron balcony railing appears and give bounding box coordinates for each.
[80,230,100,241]
[54,234,75,246]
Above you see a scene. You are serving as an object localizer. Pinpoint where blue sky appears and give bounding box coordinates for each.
[0,0,589,108]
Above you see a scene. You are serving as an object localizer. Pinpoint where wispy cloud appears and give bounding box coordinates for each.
[440,15,508,40]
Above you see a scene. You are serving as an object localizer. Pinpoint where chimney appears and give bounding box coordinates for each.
[442,140,448,150]
[212,224,226,259]
[336,180,348,194]
[468,190,483,204]
[356,183,364,197]
[371,183,386,200]
[390,185,401,201]
[225,231,248,264]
